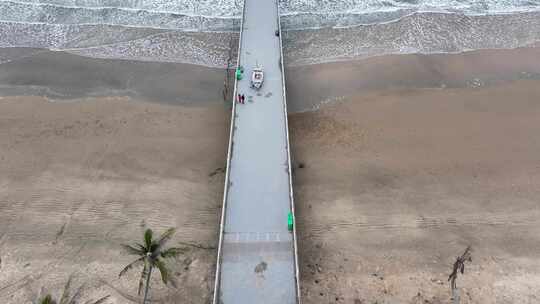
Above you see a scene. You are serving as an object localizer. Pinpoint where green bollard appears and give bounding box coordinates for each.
[287,212,293,231]
[236,68,243,80]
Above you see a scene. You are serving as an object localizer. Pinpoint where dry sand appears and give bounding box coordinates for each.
[1,47,540,303]
[291,79,540,304]
[0,97,228,303]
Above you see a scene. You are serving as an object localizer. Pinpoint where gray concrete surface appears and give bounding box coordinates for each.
[214,0,298,303]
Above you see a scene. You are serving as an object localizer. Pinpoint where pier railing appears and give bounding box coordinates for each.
[276,1,302,303]
[212,1,247,303]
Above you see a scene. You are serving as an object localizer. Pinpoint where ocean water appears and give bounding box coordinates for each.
[0,0,540,66]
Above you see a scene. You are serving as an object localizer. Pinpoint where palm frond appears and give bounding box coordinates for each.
[177,241,215,250]
[119,256,145,278]
[154,259,169,284]
[160,247,187,259]
[155,228,176,248]
[59,276,73,304]
[137,260,149,295]
[40,294,57,304]
[84,295,110,304]
[149,243,159,257]
[144,229,153,249]
[168,276,178,289]
[135,243,147,252]
[121,244,145,256]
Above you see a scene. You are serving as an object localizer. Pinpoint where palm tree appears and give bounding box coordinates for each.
[35,275,110,304]
[119,228,184,304]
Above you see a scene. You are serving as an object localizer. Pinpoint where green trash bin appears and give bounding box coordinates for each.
[235,68,243,80]
[288,212,294,231]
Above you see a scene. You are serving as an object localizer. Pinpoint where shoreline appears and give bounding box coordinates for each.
[0,10,539,67]
[2,46,540,112]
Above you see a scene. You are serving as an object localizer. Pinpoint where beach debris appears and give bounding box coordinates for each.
[209,167,225,177]
[467,78,484,88]
[448,246,472,290]
[53,222,67,244]
[183,257,193,271]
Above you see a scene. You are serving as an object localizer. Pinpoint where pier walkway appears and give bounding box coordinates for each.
[212,0,300,304]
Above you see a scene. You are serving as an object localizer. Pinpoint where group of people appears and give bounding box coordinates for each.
[237,93,246,104]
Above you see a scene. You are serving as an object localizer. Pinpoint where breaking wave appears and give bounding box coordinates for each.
[0,0,540,66]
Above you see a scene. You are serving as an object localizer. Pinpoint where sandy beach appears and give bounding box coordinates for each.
[291,79,540,304]
[1,46,540,303]
[0,97,229,303]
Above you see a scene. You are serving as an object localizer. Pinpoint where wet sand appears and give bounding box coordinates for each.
[2,46,540,113]
[1,47,540,303]
[286,46,540,112]
[0,48,228,103]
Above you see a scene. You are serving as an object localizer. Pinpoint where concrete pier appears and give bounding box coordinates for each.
[212,0,300,303]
